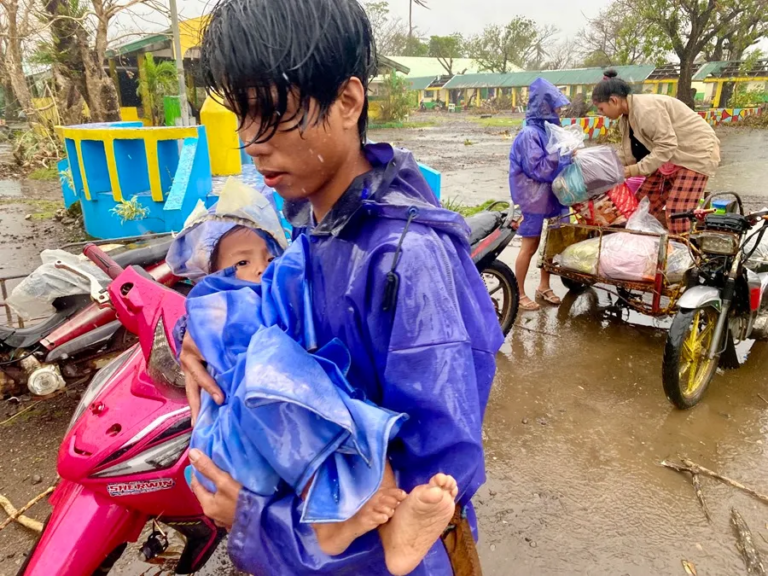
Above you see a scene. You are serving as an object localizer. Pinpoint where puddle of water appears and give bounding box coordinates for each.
[0,179,22,197]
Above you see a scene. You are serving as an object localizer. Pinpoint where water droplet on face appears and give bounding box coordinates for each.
[317,155,324,163]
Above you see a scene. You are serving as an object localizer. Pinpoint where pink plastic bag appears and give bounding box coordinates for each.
[625,177,645,194]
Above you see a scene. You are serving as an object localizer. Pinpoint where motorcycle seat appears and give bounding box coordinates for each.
[0,295,89,349]
[466,211,502,246]
[0,239,173,351]
[112,238,174,268]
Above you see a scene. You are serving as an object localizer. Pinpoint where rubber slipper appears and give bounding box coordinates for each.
[535,289,561,306]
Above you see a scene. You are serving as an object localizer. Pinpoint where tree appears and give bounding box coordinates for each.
[543,39,579,71]
[379,70,410,122]
[393,33,428,56]
[137,53,177,126]
[0,0,36,117]
[467,17,557,72]
[428,34,464,75]
[703,14,768,105]
[364,1,407,55]
[579,2,664,67]
[633,0,764,107]
[35,0,90,125]
[407,0,427,38]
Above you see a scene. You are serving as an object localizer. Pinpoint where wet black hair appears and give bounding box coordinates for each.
[591,69,633,103]
[208,224,250,273]
[200,0,377,145]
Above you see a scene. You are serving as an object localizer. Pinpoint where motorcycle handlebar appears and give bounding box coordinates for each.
[83,243,125,280]
[670,211,695,221]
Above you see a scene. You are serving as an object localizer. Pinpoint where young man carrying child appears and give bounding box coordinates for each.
[180,0,503,574]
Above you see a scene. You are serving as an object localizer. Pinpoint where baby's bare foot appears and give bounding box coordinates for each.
[379,474,458,576]
[314,487,406,556]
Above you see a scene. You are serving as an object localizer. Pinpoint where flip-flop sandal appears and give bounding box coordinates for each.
[519,296,541,311]
[535,289,561,306]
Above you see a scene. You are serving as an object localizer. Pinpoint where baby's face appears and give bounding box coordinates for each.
[215,228,274,283]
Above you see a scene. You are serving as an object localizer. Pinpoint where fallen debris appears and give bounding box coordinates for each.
[662,457,768,507]
[682,559,697,576]
[0,486,54,533]
[691,473,712,523]
[732,508,766,576]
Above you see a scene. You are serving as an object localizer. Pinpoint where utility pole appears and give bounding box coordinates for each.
[170,0,190,126]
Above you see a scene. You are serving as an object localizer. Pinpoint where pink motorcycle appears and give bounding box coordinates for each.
[19,244,224,575]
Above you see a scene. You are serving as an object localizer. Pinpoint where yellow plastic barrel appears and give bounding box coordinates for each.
[200,96,242,176]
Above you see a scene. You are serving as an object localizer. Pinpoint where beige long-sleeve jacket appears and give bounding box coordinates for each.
[618,94,721,177]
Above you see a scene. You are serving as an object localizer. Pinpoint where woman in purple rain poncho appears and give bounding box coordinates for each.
[509,78,570,311]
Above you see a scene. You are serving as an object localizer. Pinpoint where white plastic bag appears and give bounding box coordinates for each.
[599,198,692,282]
[745,207,768,272]
[575,146,625,198]
[7,250,111,320]
[545,122,586,156]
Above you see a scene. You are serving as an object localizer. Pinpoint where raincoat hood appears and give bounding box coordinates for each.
[526,78,570,126]
[283,143,468,241]
[167,178,288,281]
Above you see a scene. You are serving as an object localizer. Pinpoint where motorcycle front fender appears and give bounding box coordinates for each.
[19,480,146,576]
[678,286,722,312]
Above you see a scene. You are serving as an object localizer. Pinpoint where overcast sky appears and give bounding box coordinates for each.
[123,0,766,56]
[134,0,612,43]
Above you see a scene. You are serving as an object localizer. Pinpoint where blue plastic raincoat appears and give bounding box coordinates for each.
[185,237,407,523]
[227,142,504,575]
[509,78,570,217]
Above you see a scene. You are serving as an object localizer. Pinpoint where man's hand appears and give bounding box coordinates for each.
[624,166,633,178]
[180,332,223,425]
[189,449,242,530]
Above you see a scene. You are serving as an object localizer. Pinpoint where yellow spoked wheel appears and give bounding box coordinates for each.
[662,307,721,409]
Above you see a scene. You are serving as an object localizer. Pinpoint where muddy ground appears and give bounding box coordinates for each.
[377,111,768,210]
[1,117,768,575]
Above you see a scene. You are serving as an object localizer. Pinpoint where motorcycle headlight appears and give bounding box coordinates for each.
[693,232,740,255]
[67,347,138,432]
[91,430,191,477]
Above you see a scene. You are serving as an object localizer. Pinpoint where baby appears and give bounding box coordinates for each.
[196,222,459,575]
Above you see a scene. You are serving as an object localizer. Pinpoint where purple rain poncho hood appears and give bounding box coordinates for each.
[225,142,504,576]
[510,78,570,216]
[186,235,407,524]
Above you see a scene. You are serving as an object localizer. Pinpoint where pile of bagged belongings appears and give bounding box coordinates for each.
[547,123,640,227]
[554,198,693,283]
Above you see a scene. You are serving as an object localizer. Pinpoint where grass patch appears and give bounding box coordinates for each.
[28,166,59,181]
[0,197,64,220]
[469,117,524,128]
[442,197,510,218]
[369,121,437,130]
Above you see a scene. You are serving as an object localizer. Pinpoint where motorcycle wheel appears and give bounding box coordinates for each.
[662,307,720,409]
[481,260,519,336]
[561,277,590,294]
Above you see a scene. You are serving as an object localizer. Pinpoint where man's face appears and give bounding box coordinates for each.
[234,84,362,203]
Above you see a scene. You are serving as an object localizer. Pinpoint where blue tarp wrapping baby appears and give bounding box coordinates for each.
[186,235,407,523]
